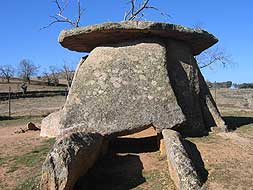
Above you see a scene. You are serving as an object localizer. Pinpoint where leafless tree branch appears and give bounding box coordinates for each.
[193,24,233,69]
[0,65,15,83]
[41,0,83,29]
[124,0,170,21]
[125,0,149,21]
[196,46,232,69]
[145,6,171,19]
[62,61,75,89]
[18,59,39,84]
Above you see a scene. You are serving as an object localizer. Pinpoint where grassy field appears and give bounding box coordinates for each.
[210,88,253,113]
[0,96,65,118]
[0,78,66,93]
[0,88,252,189]
[0,78,66,118]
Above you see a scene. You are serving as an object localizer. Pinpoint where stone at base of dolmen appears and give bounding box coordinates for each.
[40,110,63,137]
[162,129,202,190]
[40,132,104,190]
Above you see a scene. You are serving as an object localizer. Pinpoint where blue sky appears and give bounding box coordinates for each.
[0,0,252,83]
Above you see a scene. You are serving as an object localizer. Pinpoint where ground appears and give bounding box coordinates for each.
[0,78,66,93]
[0,88,252,190]
[0,118,54,190]
[0,96,65,117]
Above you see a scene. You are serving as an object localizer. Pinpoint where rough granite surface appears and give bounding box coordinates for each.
[40,132,103,190]
[59,39,186,137]
[40,110,63,137]
[58,21,218,55]
[162,129,202,190]
[165,39,226,136]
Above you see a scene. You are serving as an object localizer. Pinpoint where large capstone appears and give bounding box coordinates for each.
[59,21,218,55]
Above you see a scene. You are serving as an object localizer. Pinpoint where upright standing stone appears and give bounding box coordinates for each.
[60,39,186,137]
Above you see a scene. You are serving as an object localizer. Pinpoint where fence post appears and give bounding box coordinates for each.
[8,86,11,118]
[214,81,217,102]
[65,87,68,99]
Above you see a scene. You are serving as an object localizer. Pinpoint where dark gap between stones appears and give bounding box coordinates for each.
[75,130,160,190]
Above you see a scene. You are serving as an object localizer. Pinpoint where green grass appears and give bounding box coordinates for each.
[0,157,7,166]
[15,176,40,190]
[186,133,217,144]
[0,116,43,128]
[6,138,55,190]
[236,124,253,139]
[138,169,175,190]
[7,138,55,173]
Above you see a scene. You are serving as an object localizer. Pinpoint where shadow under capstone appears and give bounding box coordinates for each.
[75,135,160,190]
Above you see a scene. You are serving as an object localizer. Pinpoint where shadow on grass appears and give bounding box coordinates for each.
[76,136,160,190]
[0,116,14,120]
[182,140,208,184]
[223,116,253,130]
[0,115,43,127]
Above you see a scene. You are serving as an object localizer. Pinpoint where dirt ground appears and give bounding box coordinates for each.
[189,128,253,190]
[0,88,252,189]
[0,117,252,190]
[0,119,53,190]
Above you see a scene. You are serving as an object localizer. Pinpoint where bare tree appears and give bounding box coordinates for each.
[49,66,60,86]
[62,62,74,89]
[196,46,232,69]
[18,59,38,84]
[0,65,15,83]
[192,24,233,69]
[42,0,83,29]
[124,0,170,21]
[42,71,51,86]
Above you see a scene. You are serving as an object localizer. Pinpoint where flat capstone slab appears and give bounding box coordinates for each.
[58,21,218,55]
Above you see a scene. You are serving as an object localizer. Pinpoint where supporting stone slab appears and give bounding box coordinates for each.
[59,39,186,137]
[162,129,202,190]
[40,110,63,137]
[40,132,104,190]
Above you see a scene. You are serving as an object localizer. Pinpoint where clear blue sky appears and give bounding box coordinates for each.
[0,0,252,83]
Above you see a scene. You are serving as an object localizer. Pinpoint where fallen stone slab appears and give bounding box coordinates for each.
[162,129,202,190]
[59,21,218,55]
[40,132,104,190]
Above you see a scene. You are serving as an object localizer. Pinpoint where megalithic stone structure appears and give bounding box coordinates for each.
[41,21,226,138]
[40,21,227,190]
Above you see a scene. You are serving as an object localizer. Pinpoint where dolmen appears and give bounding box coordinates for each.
[40,21,227,190]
